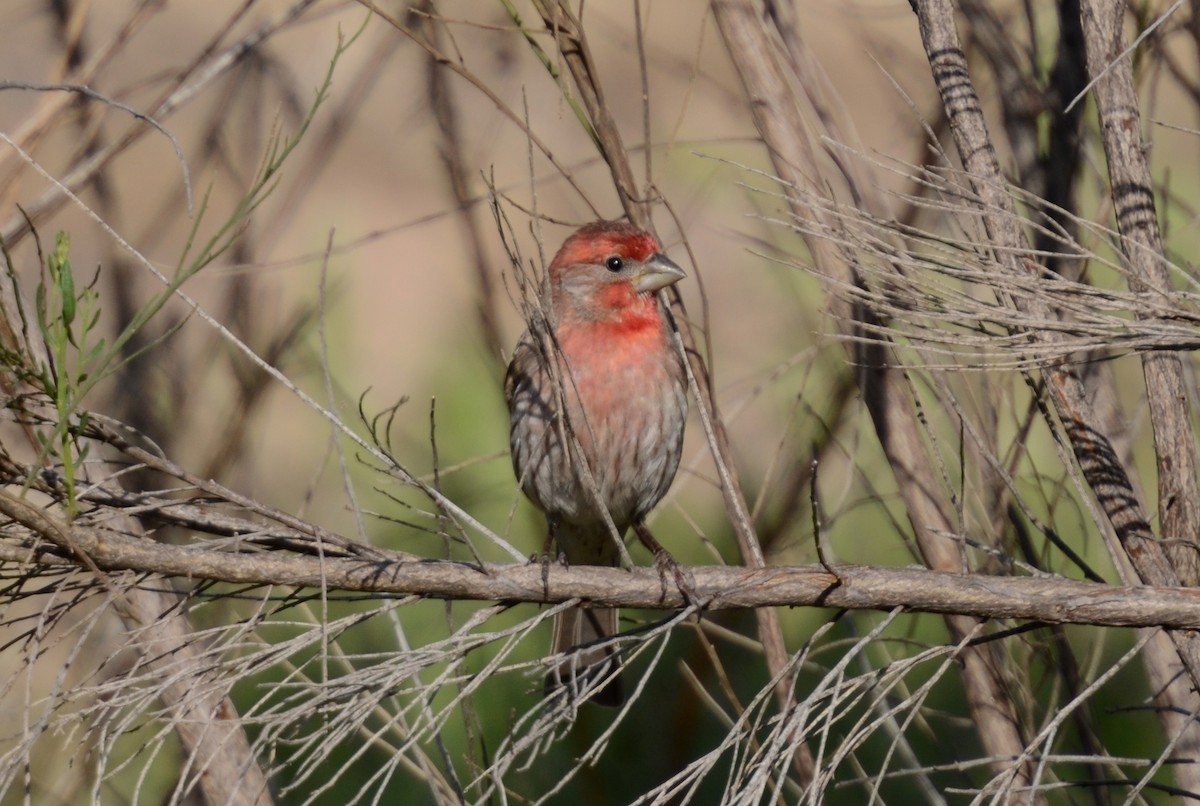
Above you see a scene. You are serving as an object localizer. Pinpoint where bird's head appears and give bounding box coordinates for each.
[548,221,685,324]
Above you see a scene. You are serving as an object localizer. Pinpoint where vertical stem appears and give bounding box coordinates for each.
[1078,0,1200,585]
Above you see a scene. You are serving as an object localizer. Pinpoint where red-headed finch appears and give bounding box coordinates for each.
[505,220,687,705]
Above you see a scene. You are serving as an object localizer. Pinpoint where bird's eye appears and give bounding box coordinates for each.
[605,256,624,272]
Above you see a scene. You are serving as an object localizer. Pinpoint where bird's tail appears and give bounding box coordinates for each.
[546,604,623,706]
[542,521,625,706]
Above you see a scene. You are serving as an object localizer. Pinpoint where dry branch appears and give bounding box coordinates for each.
[6,513,1200,629]
[1079,0,1200,586]
[712,0,1031,790]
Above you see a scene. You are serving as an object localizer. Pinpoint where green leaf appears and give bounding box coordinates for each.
[35,281,47,335]
[85,339,106,365]
[53,233,76,325]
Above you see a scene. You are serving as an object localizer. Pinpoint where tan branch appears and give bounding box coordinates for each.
[9,518,1200,628]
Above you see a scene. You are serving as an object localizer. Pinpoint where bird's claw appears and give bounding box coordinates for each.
[529,549,568,601]
[652,547,697,606]
[634,522,696,606]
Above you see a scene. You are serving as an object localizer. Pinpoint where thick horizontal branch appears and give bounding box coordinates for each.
[5,520,1200,628]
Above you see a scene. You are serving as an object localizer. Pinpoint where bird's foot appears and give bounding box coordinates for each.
[528,524,569,601]
[529,550,568,601]
[633,522,696,606]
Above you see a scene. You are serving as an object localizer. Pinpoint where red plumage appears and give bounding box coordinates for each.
[505,220,687,705]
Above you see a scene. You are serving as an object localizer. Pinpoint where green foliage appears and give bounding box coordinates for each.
[33,231,103,518]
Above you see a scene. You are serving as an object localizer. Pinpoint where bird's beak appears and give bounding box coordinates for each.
[632,253,686,293]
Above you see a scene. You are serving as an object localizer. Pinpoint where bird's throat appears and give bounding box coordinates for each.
[590,288,661,335]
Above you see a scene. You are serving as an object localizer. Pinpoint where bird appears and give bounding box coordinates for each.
[504,220,688,706]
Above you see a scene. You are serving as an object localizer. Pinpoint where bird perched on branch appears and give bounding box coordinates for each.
[505,220,688,706]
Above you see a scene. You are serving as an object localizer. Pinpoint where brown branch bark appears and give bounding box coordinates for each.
[1079,0,1200,586]
[8,517,1200,627]
[711,0,1031,792]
